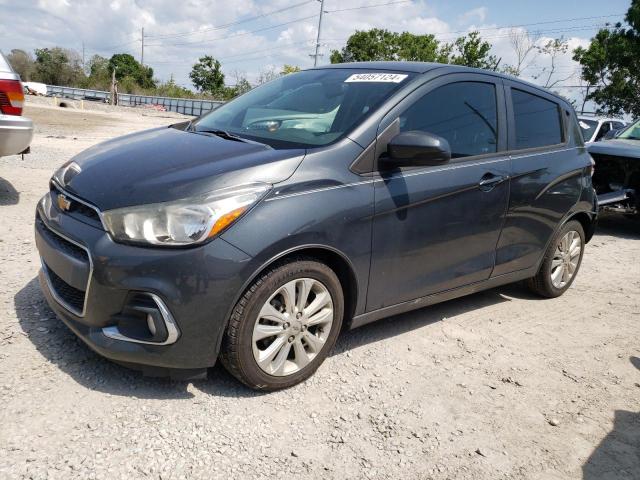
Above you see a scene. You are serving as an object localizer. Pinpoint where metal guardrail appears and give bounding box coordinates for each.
[45,85,225,116]
[118,93,224,117]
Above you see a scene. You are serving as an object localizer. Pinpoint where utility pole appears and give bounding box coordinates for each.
[141,27,145,65]
[82,42,85,72]
[310,0,325,66]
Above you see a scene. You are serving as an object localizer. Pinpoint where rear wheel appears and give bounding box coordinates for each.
[220,258,344,390]
[527,220,585,298]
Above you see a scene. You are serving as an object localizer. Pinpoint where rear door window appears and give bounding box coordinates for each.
[512,89,563,149]
[399,81,498,158]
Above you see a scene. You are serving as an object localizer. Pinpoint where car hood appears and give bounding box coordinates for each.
[56,125,305,210]
[587,139,640,159]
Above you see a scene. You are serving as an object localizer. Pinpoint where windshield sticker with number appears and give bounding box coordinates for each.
[344,73,408,83]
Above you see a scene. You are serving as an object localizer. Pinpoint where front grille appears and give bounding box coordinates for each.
[45,262,86,314]
[50,184,104,229]
[36,215,88,262]
[37,214,91,316]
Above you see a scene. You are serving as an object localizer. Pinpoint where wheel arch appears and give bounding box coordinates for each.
[566,210,597,243]
[217,244,360,355]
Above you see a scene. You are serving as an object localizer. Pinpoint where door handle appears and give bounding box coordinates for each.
[478,173,507,191]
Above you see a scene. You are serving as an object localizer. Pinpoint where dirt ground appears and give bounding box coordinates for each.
[0,98,638,480]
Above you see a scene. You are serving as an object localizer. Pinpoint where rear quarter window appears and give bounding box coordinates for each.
[512,89,563,149]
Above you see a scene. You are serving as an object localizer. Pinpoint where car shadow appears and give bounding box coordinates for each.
[14,277,265,400]
[582,409,640,479]
[0,177,19,206]
[15,276,533,398]
[595,213,640,240]
[582,357,640,479]
[334,283,524,354]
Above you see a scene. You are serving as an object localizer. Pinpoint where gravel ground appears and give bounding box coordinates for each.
[0,99,639,480]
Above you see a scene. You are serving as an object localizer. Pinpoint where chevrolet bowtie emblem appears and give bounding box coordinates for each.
[57,194,72,211]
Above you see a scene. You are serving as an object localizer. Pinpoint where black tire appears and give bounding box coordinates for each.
[220,257,344,390]
[527,220,585,298]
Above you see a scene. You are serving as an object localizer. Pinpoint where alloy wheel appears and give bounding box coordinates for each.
[550,230,582,289]
[252,278,334,376]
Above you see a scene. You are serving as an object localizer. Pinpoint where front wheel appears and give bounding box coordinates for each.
[527,220,585,298]
[220,258,344,390]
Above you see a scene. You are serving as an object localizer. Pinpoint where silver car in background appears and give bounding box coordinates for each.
[0,52,33,156]
[578,115,626,143]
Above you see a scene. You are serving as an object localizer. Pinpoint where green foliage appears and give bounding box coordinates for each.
[330,28,497,68]
[108,53,155,89]
[573,0,640,116]
[32,47,84,86]
[154,76,196,98]
[281,64,301,75]
[6,49,35,81]
[84,55,111,90]
[448,31,499,69]
[190,56,225,95]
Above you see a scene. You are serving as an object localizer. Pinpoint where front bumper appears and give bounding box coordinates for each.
[0,114,33,156]
[35,194,253,370]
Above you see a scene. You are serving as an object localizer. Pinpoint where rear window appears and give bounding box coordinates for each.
[578,118,598,142]
[512,89,563,149]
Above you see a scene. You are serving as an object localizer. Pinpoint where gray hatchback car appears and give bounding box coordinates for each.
[36,62,597,390]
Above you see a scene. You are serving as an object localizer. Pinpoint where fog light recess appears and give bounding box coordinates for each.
[102,293,180,345]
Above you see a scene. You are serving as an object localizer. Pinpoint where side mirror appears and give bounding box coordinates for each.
[382,131,451,168]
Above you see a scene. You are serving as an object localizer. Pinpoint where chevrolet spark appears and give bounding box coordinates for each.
[35,62,597,390]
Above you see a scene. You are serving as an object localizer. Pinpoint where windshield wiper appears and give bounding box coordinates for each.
[192,128,249,143]
[190,127,273,149]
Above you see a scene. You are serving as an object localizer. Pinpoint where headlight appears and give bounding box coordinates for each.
[102,183,271,246]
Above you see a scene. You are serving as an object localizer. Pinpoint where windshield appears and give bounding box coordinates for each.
[578,118,598,142]
[193,69,414,149]
[617,118,640,140]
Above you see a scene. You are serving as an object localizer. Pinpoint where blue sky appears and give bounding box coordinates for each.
[0,0,632,106]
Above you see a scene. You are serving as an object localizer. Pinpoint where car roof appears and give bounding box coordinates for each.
[578,115,625,122]
[312,61,569,104]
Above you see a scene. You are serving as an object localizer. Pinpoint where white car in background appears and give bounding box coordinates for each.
[578,115,626,143]
[0,52,33,156]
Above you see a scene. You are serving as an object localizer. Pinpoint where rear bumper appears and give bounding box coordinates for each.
[35,195,254,370]
[0,114,33,156]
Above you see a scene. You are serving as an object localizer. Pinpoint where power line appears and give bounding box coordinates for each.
[326,0,412,13]
[144,0,316,40]
[146,14,319,47]
[146,39,317,65]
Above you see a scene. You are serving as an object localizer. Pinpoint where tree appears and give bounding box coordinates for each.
[32,47,85,86]
[190,56,225,95]
[573,0,640,116]
[448,31,499,69]
[534,37,572,88]
[108,53,155,89]
[6,49,35,81]
[329,29,497,68]
[503,28,539,77]
[330,29,446,63]
[256,66,279,84]
[85,55,111,90]
[281,64,301,75]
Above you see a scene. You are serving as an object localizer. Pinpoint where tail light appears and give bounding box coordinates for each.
[0,79,25,116]
[589,156,595,177]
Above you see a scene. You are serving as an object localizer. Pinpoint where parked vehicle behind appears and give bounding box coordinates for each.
[588,118,640,218]
[35,62,597,390]
[0,52,33,157]
[578,115,626,143]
